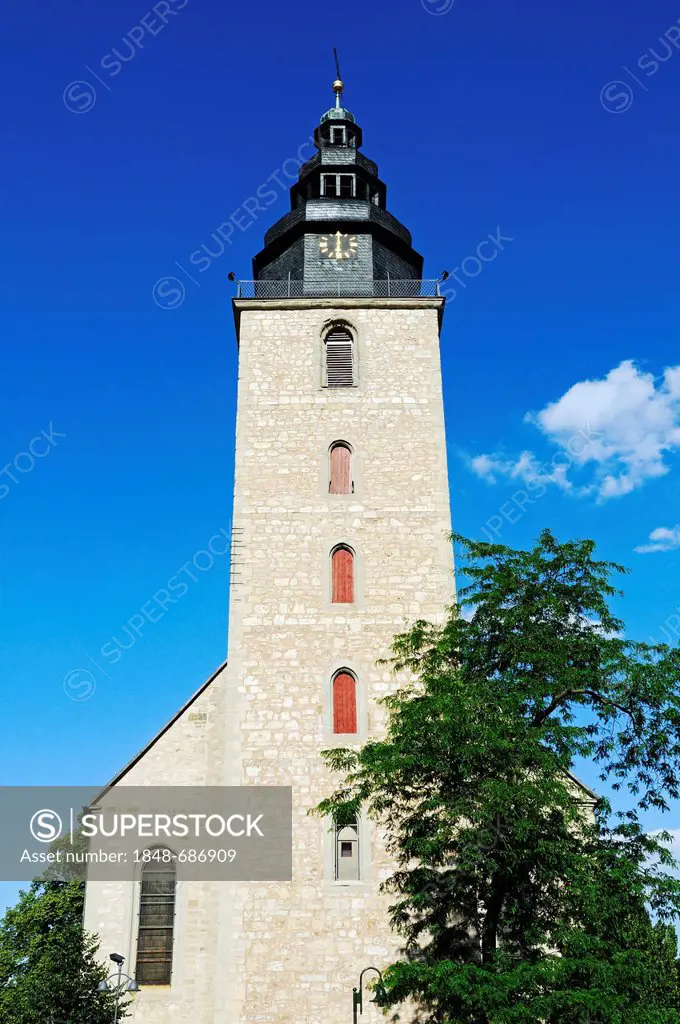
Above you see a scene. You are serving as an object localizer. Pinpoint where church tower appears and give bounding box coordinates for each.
[219,74,455,1022]
[84,75,454,1024]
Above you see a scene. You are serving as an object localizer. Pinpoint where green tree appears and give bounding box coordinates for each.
[317,531,680,1023]
[0,880,127,1023]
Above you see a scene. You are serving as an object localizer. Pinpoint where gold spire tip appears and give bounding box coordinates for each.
[332,47,344,104]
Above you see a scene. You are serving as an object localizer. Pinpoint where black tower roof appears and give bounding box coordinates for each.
[252,77,424,291]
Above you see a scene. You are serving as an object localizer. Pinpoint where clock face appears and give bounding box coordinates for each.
[319,232,359,260]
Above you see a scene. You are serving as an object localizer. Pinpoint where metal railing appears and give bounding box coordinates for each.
[235,279,442,299]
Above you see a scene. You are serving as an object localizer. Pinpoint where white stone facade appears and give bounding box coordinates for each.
[84,297,455,1024]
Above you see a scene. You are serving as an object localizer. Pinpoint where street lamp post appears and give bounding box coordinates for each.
[352,966,387,1024]
[97,953,140,1024]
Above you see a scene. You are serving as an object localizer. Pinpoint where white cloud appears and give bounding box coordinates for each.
[635,526,680,554]
[470,360,680,501]
[468,449,575,492]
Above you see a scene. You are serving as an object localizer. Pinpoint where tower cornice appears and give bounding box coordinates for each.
[231,295,445,336]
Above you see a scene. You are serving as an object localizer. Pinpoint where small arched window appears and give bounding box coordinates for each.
[333,670,357,734]
[135,852,176,986]
[329,442,353,494]
[324,326,355,387]
[331,545,355,604]
[335,822,360,881]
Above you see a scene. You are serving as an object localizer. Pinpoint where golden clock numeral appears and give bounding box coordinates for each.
[320,233,358,258]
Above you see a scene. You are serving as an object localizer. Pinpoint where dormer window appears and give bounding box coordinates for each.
[321,174,356,199]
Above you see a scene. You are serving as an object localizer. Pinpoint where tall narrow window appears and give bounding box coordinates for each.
[335,822,360,881]
[338,174,355,198]
[135,853,176,986]
[329,442,352,494]
[333,670,357,734]
[325,327,355,387]
[331,545,355,604]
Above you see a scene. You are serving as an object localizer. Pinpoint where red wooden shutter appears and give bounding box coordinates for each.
[329,444,351,494]
[332,547,354,603]
[333,672,357,734]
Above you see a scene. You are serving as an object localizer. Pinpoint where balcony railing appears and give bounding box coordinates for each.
[235,279,442,299]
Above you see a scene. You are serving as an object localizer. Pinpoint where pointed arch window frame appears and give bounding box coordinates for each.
[334,820,360,882]
[331,544,356,604]
[331,668,358,736]
[135,848,177,987]
[321,810,369,887]
[322,324,357,389]
[328,441,354,495]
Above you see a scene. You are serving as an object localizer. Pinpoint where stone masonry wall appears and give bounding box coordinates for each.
[215,300,454,1024]
[84,298,454,1024]
[83,669,227,1024]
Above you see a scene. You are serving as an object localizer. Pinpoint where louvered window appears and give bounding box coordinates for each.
[329,442,353,494]
[333,670,357,734]
[332,546,355,603]
[325,328,355,387]
[135,854,176,986]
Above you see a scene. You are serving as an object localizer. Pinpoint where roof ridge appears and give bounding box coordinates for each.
[91,659,227,803]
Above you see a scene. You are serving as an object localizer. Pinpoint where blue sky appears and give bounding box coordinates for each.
[2,0,680,914]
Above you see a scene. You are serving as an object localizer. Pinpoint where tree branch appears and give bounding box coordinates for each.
[532,689,635,727]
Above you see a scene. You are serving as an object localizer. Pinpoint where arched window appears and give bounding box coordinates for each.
[324,326,355,387]
[335,822,360,881]
[329,442,353,494]
[135,852,176,986]
[331,545,355,603]
[333,670,357,734]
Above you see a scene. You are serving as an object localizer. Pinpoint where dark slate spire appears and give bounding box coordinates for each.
[252,71,423,293]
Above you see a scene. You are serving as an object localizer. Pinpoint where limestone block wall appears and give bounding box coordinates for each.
[215,299,454,1024]
[84,298,455,1024]
[83,667,227,1024]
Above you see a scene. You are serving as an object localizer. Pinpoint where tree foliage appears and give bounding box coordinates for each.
[0,880,127,1023]
[317,530,680,1022]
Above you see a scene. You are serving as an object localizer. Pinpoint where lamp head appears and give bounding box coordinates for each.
[127,978,140,992]
[109,953,125,966]
[97,980,110,993]
[371,981,388,1007]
